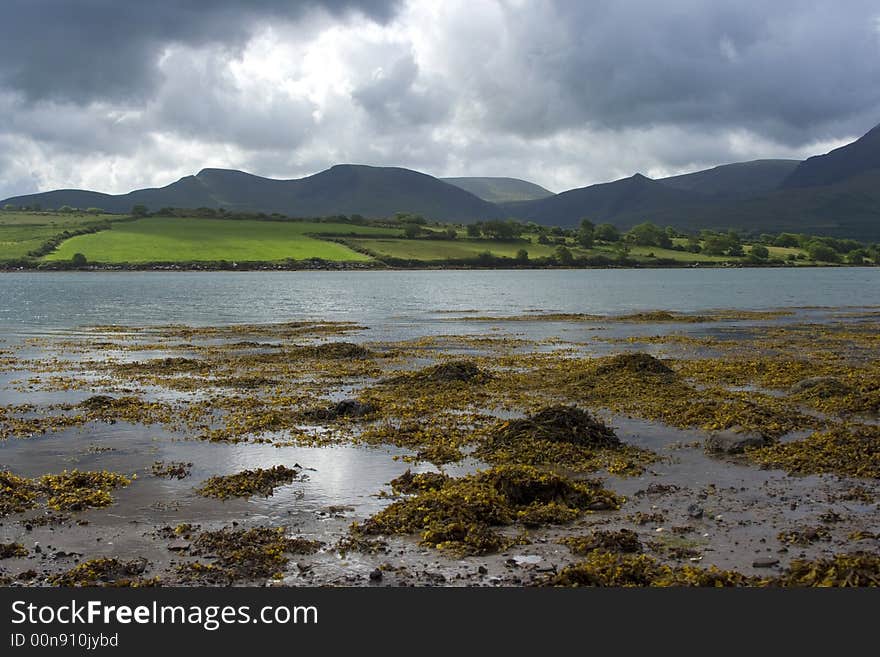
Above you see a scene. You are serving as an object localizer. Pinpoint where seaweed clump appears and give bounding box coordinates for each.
[195,465,304,499]
[295,342,372,359]
[0,471,39,517]
[151,461,192,479]
[178,526,323,584]
[39,470,132,512]
[477,406,655,476]
[388,360,491,385]
[389,469,449,494]
[594,352,674,376]
[51,558,157,587]
[490,406,619,448]
[777,526,831,546]
[545,550,756,587]
[354,465,621,556]
[561,529,643,555]
[298,398,377,422]
[0,542,28,559]
[547,552,880,588]
[775,553,880,587]
[748,424,880,478]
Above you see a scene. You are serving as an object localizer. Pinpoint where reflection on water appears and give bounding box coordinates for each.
[0,421,458,526]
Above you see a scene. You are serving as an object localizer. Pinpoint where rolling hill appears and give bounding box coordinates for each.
[656,159,800,199]
[2,165,503,223]
[500,173,700,228]
[441,176,553,202]
[4,121,880,240]
[501,122,880,239]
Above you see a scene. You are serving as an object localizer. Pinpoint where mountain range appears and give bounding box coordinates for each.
[4,122,880,240]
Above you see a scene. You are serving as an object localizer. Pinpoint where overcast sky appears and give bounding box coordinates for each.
[2,0,879,199]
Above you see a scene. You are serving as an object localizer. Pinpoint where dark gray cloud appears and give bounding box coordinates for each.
[446,0,880,146]
[1,0,400,103]
[1,0,879,199]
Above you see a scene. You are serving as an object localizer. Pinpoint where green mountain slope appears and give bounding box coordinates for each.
[2,165,503,223]
[783,124,880,188]
[501,174,699,227]
[657,160,801,199]
[441,176,553,202]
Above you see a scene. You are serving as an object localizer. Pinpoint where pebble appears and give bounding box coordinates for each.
[752,557,780,568]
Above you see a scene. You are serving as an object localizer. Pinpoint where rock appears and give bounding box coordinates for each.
[369,568,383,581]
[333,399,376,418]
[477,565,488,575]
[704,433,769,454]
[752,557,780,568]
[687,504,704,519]
[167,538,191,551]
[790,376,850,398]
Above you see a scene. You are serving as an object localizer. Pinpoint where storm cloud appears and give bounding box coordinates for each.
[1,0,879,198]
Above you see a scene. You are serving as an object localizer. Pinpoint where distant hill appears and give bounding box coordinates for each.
[613,170,880,240]
[441,176,553,203]
[4,122,880,240]
[500,173,698,227]
[501,123,880,240]
[657,160,800,199]
[1,165,503,223]
[782,124,880,188]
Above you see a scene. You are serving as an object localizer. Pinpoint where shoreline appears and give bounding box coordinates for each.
[0,261,869,273]
[1,307,878,587]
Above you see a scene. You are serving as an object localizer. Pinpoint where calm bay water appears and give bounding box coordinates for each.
[1,268,879,334]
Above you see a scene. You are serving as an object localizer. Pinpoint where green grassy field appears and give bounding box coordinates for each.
[0,211,115,260]
[346,237,568,260]
[0,210,824,266]
[45,217,400,263]
[0,211,118,227]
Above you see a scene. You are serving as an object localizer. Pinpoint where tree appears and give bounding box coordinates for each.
[806,242,841,263]
[773,233,800,248]
[750,244,769,259]
[515,248,529,263]
[132,204,148,217]
[847,249,869,265]
[445,227,458,239]
[2,204,15,211]
[58,205,75,213]
[466,223,482,237]
[686,235,702,253]
[397,213,426,225]
[625,222,670,248]
[594,223,620,242]
[727,243,744,257]
[86,207,104,214]
[480,219,524,240]
[403,223,422,239]
[71,253,87,267]
[576,218,594,248]
[554,245,574,265]
[701,236,728,256]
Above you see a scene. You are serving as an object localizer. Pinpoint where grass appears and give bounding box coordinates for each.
[347,237,572,261]
[0,211,115,260]
[0,225,65,260]
[0,211,114,227]
[0,210,823,267]
[621,245,733,262]
[44,217,399,263]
